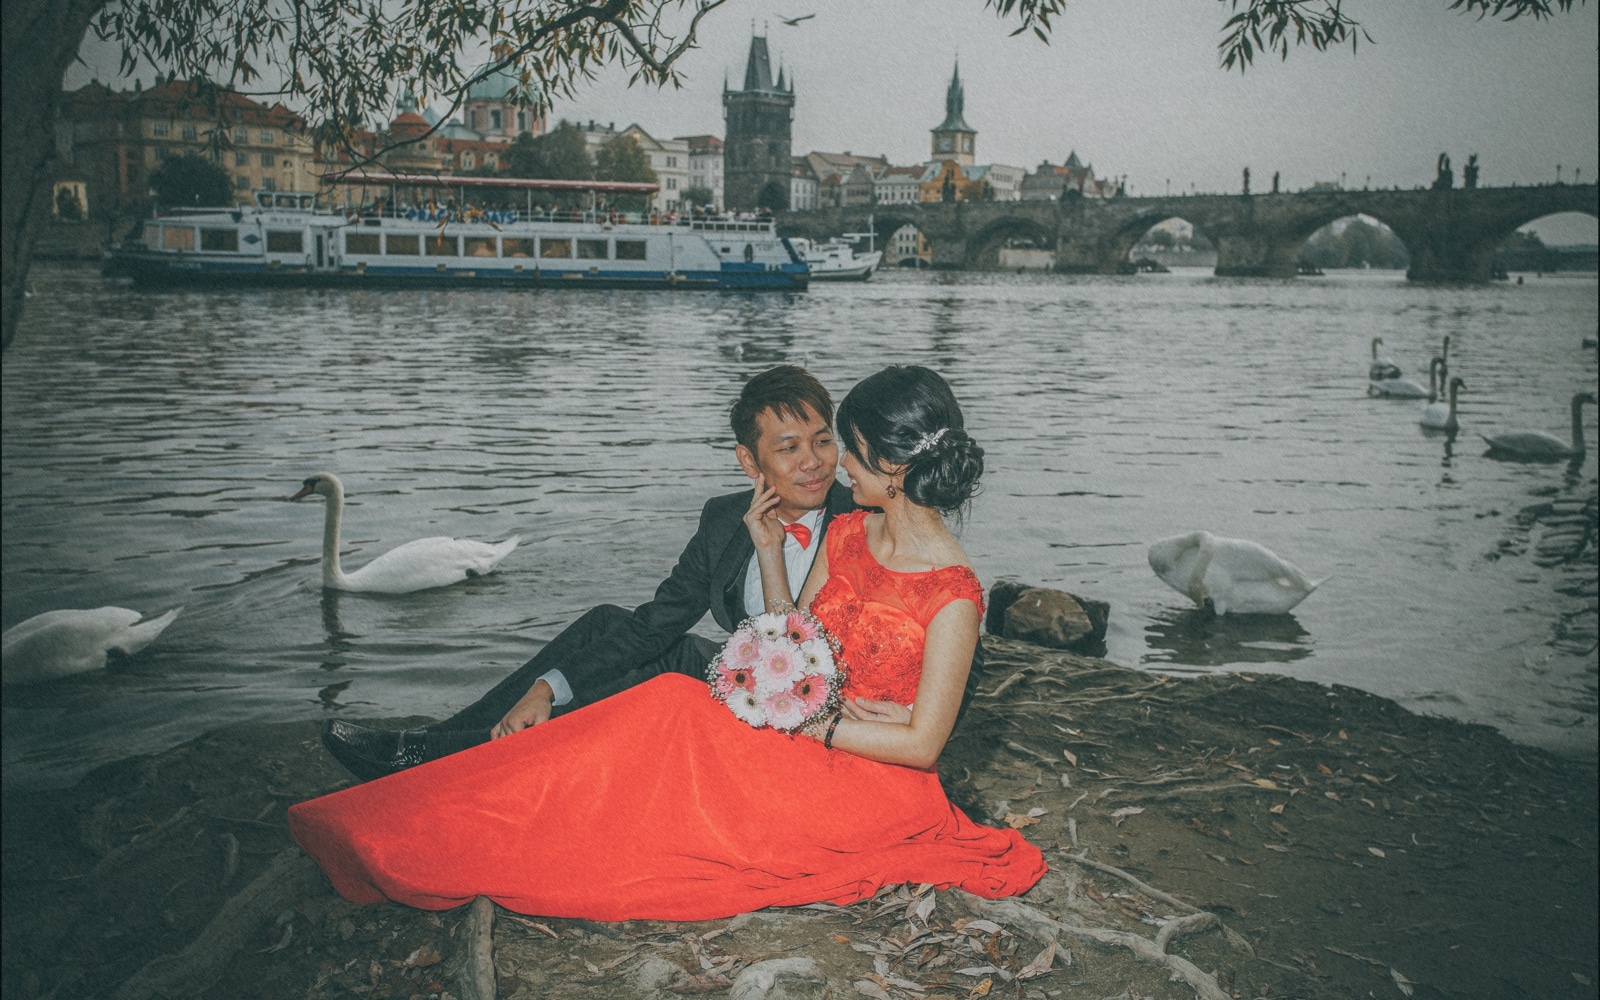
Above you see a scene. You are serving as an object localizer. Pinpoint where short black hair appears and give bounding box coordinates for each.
[730,366,834,453]
[836,365,983,516]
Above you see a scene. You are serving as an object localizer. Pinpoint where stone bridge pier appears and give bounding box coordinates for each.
[779,184,1597,283]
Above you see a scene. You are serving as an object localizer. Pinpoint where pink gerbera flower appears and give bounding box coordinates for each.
[725,631,763,669]
[761,687,809,731]
[790,673,831,718]
[784,610,820,643]
[712,661,757,698]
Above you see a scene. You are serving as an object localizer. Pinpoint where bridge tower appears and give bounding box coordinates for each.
[723,35,794,212]
[930,62,976,166]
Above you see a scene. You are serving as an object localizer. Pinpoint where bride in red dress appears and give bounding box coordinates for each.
[288,365,1046,919]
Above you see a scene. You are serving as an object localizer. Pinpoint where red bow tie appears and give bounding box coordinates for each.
[783,522,813,549]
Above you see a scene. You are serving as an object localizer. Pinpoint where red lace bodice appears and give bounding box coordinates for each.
[810,511,985,705]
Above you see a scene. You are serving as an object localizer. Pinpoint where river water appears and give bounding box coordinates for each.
[3,263,1596,788]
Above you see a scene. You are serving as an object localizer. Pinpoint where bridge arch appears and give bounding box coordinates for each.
[963,216,1056,270]
[1119,215,1219,270]
[1489,210,1599,274]
[1295,214,1413,271]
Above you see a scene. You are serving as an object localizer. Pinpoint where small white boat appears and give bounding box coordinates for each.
[793,238,882,281]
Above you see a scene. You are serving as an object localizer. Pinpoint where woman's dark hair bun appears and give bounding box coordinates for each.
[836,365,983,517]
[903,426,983,515]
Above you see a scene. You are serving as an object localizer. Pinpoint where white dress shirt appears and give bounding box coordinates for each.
[539,507,828,708]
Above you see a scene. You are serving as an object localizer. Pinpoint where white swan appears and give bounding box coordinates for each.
[1418,335,1450,379]
[1481,392,1596,462]
[1421,376,1465,432]
[1369,373,1429,399]
[3,606,181,686]
[1148,531,1322,615]
[1369,337,1402,381]
[291,472,519,593]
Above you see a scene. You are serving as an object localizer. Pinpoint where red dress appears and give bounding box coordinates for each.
[288,511,1045,919]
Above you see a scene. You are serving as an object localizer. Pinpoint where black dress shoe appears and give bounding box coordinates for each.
[322,720,428,782]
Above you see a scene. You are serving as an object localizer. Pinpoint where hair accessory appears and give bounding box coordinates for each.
[823,712,843,749]
[910,428,948,457]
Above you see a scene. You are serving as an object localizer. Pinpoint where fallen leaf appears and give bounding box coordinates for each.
[1316,763,1333,775]
[960,919,1005,936]
[912,891,937,925]
[968,978,994,997]
[1271,820,1291,835]
[401,945,441,968]
[1207,852,1229,864]
[1339,729,1349,740]
[954,965,1000,977]
[584,959,600,975]
[1062,748,1078,766]
[1016,941,1057,980]
[1390,967,1415,996]
[1325,791,1341,801]
[1084,884,1107,902]
[1367,847,1386,858]
[1269,803,1286,815]
[1360,798,1378,809]
[1110,806,1145,827]
[1361,774,1384,786]
[1574,973,1593,985]
[530,921,560,939]
[1027,807,1048,818]
[258,924,292,954]
[1263,844,1290,853]
[1003,812,1039,829]
[1267,738,1282,746]
[853,980,892,1000]
[833,934,851,944]
[1252,778,1281,789]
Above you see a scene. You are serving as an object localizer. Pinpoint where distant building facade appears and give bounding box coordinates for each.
[790,158,819,211]
[621,125,688,213]
[680,134,725,209]
[1020,151,1120,200]
[723,35,795,211]
[57,80,310,214]
[874,165,924,205]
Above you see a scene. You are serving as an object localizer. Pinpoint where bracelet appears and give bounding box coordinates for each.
[823,712,843,750]
[765,598,796,613]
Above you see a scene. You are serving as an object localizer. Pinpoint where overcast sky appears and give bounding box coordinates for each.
[69,0,1599,242]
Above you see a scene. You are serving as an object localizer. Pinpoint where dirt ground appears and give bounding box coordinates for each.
[3,636,1596,1000]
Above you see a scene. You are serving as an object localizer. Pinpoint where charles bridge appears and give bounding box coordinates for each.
[779,184,1599,282]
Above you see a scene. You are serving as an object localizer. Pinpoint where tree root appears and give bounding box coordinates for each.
[1058,851,1253,956]
[81,806,195,881]
[956,891,1231,1000]
[449,896,497,1000]
[112,847,324,1000]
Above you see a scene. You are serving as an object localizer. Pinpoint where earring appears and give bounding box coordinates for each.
[886,483,898,498]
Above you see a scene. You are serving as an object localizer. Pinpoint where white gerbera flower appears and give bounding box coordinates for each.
[727,689,766,727]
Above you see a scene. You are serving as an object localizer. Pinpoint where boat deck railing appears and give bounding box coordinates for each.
[339,205,777,232]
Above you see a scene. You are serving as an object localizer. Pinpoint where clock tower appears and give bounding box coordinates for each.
[930,62,975,166]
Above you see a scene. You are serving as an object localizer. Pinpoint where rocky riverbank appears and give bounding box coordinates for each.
[3,637,1596,1000]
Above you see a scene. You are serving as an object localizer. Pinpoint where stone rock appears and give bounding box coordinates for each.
[1001,587,1109,654]
[629,956,683,993]
[728,957,826,1000]
[985,579,1034,634]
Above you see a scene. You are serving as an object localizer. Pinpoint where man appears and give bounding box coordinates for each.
[322,365,983,781]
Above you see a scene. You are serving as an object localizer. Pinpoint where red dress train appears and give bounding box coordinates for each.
[288,511,1045,920]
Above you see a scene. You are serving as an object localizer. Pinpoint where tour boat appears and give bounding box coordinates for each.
[792,237,882,281]
[104,174,809,291]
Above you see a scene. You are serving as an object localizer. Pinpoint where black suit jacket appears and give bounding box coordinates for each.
[561,481,857,710]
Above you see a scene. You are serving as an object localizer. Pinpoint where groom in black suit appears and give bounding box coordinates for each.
[323,365,983,781]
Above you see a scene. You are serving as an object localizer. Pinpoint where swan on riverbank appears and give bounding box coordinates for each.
[1148,531,1322,615]
[1369,337,1402,381]
[2,606,182,685]
[291,472,519,593]
[1421,373,1464,433]
[1481,392,1596,462]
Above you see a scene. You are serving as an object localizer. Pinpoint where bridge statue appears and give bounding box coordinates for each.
[1272,171,1280,194]
[1242,167,1251,196]
[1434,153,1454,191]
[1464,154,1480,190]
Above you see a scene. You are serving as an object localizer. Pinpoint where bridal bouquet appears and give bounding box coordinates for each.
[706,610,846,733]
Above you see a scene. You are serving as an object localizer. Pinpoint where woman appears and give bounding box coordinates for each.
[288,365,1045,920]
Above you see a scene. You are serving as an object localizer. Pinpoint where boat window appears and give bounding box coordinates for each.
[539,238,572,259]
[200,228,239,252]
[385,233,420,255]
[502,238,535,258]
[463,237,496,258]
[266,230,304,253]
[345,232,380,255]
[576,239,608,260]
[615,240,647,260]
[143,224,162,249]
[162,227,195,251]
[424,234,460,256]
